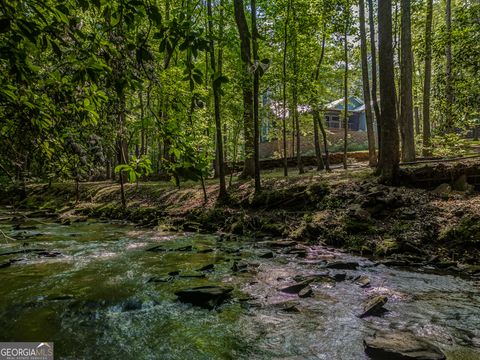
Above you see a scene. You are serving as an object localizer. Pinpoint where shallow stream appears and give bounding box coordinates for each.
[0,209,479,359]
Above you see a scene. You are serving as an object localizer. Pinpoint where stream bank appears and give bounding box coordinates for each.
[1,171,478,271]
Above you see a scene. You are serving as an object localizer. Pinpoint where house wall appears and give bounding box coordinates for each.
[324,111,361,131]
[359,112,367,131]
[259,130,375,159]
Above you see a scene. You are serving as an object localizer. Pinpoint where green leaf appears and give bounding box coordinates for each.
[147,5,162,26]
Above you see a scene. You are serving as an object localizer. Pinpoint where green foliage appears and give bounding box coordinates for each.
[0,0,478,189]
[429,133,471,157]
[115,156,152,183]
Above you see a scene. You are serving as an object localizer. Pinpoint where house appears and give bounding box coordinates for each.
[258,96,372,159]
[323,96,367,131]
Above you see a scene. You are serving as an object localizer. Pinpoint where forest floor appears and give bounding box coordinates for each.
[2,160,480,274]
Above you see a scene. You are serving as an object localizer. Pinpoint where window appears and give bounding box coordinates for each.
[326,115,341,129]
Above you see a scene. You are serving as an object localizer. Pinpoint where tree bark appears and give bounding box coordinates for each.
[311,33,326,171]
[378,0,400,183]
[359,0,377,166]
[282,0,291,177]
[422,0,433,156]
[251,0,261,192]
[233,0,255,179]
[400,0,416,162]
[292,2,303,174]
[445,0,454,132]
[343,11,349,170]
[414,105,420,135]
[368,0,381,160]
[208,0,227,200]
[139,91,145,156]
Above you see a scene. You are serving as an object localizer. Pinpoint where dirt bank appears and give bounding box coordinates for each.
[1,168,479,271]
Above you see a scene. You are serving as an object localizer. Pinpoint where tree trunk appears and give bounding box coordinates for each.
[233,0,255,179]
[139,91,145,156]
[359,0,377,167]
[378,0,400,183]
[208,0,227,200]
[313,110,324,171]
[318,114,330,171]
[282,0,291,177]
[400,0,416,162]
[414,105,420,135]
[292,2,303,174]
[445,0,454,133]
[368,0,381,160]
[311,33,326,171]
[343,14,349,170]
[251,0,261,192]
[422,0,433,156]
[119,170,126,208]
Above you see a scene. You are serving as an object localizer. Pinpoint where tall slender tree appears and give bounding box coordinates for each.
[311,33,327,171]
[292,2,304,174]
[359,0,377,166]
[282,0,291,177]
[444,0,454,132]
[343,4,350,170]
[233,0,255,178]
[422,0,433,156]
[400,0,415,162]
[251,0,261,192]
[207,0,227,200]
[378,0,400,183]
[368,0,381,160]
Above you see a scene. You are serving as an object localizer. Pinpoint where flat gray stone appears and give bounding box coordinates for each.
[359,295,388,318]
[364,331,446,359]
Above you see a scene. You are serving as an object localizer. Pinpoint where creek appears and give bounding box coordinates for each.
[0,209,479,359]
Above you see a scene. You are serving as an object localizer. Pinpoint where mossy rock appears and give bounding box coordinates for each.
[343,216,376,235]
[440,215,480,248]
[305,182,329,203]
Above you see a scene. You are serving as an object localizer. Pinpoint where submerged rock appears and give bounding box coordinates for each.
[279,280,312,294]
[175,285,233,309]
[298,286,313,298]
[146,245,193,252]
[37,251,62,258]
[364,331,446,359]
[325,261,359,270]
[333,273,347,282]
[293,272,331,283]
[0,260,12,269]
[196,248,214,253]
[359,295,388,318]
[285,247,308,257]
[46,294,75,301]
[178,271,206,279]
[197,264,215,271]
[231,260,259,273]
[354,275,371,288]
[257,250,274,259]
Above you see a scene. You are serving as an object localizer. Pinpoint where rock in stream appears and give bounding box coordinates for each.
[364,331,446,359]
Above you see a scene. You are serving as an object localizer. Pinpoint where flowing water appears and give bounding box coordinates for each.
[0,209,479,360]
